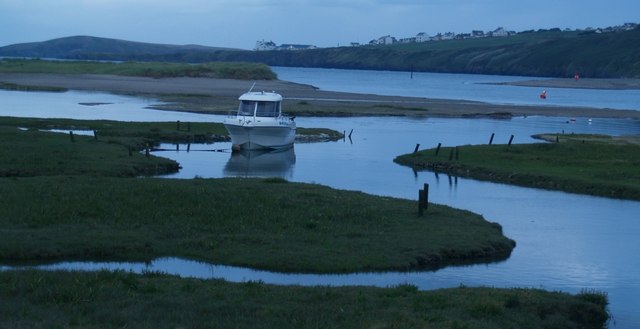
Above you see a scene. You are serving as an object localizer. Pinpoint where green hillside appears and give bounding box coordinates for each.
[234,29,640,78]
[2,28,639,78]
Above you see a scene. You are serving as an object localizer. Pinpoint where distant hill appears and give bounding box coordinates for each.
[2,30,640,78]
[233,28,640,78]
[0,36,239,59]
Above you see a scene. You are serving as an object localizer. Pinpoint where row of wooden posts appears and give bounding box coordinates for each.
[415,133,516,216]
[413,133,516,155]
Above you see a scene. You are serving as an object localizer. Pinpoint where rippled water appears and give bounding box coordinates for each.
[1,73,639,327]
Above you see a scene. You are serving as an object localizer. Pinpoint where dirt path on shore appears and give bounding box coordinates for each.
[2,73,639,119]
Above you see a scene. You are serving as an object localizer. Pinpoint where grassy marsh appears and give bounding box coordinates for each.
[0,117,610,328]
[0,116,512,271]
[0,270,609,329]
[0,58,276,80]
[395,134,640,200]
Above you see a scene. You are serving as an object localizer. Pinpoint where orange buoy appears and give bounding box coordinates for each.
[540,90,547,99]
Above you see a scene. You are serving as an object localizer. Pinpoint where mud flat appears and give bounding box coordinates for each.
[493,77,640,90]
[2,73,640,119]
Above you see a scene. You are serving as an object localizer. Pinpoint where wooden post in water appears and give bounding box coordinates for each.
[418,189,425,217]
[418,183,430,216]
[423,183,429,211]
[508,135,514,146]
[489,133,495,145]
[413,144,420,153]
[69,131,75,143]
[435,143,442,156]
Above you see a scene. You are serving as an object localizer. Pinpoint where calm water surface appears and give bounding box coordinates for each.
[1,74,639,327]
[273,66,640,111]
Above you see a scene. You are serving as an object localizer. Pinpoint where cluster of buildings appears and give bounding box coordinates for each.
[362,22,638,46]
[366,27,511,46]
[254,40,317,51]
[255,22,638,51]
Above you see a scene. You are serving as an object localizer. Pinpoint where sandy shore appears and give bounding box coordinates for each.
[494,77,640,90]
[2,73,639,119]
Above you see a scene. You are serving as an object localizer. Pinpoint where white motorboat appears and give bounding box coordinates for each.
[223,91,296,150]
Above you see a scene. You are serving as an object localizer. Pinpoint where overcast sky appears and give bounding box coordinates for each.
[1,0,638,49]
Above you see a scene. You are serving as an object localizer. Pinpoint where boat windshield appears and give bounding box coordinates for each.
[238,100,280,117]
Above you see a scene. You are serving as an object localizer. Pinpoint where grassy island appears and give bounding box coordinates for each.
[0,117,609,328]
[0,58,276,80]
[395,134,640,200]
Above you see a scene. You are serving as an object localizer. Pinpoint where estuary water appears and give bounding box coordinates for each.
[1,69,639,327]
[273,66,640,111]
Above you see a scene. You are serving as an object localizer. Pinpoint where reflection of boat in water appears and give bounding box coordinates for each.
[223,91,296,150]
[223,147,296,178]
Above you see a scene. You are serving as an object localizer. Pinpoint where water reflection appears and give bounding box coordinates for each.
[223,147,296,179]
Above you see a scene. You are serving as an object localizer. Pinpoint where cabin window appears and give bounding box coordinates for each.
[239,101,256,116]
[255,101,279,117]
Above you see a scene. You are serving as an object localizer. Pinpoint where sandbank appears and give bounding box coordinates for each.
[1,73,639,119]
[494,77,640,90]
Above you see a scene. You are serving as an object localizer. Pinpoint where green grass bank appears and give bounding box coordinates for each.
[0,58,276,80]
[0,270,609,329]
[394,134,640,200]
[0,117,343,174]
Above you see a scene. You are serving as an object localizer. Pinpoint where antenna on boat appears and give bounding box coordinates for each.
[248,82,256,93]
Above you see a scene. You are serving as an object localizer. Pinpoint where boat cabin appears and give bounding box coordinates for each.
[237,92,283,118]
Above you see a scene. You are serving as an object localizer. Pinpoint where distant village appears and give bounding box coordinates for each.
[254,22,638,51]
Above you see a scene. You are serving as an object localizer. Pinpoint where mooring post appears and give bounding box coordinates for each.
[176,144,179,152]
[145,143,150,157]
[418,189,425,217]
[423,183,429,211]
[187,143,191,152]
[69,131,75,143]
[413,143,420,153]
[435,143,442,156]
[556,135,559,143]
[508,135,514,146]
[348,129,353,139]
[489,133,495,145]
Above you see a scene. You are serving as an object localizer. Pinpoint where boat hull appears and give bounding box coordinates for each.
[224,122,296,150]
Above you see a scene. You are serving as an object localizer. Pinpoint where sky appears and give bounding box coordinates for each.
[1,0,639,50]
